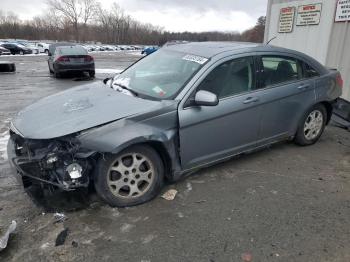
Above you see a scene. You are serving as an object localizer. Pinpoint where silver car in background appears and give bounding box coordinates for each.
[48,45,95,78]
[8,42,342,207]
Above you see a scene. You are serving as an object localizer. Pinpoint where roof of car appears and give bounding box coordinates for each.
[162,41,327,74]
[163,41,264,58]
[163,41,315,59]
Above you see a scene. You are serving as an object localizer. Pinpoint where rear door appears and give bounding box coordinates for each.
[178,55,264,170]
[255,54,316,146]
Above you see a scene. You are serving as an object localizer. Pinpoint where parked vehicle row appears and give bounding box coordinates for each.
[0,43,32,55]
[81,44,144,52]
[0,40,147,56]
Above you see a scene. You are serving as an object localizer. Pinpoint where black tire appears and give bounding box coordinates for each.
[89,71,95,78]
[48,62,53,74]
[54,70,61,78]
[94,145,164,207]
[294,104,327,146]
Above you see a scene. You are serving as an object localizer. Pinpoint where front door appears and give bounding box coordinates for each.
[178,56,263,170]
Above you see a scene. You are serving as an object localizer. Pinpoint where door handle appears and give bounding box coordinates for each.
[243,97,259,104]
[297,84,310,90]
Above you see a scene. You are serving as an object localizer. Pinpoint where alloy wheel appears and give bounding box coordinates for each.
[303,110,324,141]
[107,153,155,198]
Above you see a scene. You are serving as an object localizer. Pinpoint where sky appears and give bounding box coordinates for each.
[0,0,267,33]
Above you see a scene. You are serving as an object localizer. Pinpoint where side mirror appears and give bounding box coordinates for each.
[103,77,112,87]
[194,90,219,107]
[103,77,111,84]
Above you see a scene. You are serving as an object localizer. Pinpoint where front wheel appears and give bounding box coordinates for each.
[89,70,95,78]
[294,104,327,146]
[19,51,24,55]
[94,145,164,207]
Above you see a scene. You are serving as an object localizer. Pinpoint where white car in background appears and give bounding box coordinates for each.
[35,42,50,54]
[25,43,40,54]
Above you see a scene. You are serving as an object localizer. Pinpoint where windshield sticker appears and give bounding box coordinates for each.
[182,54,208,65]
[152,86,166,97]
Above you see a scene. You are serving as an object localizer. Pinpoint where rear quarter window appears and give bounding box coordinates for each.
[261,56,302,87]
[303,62,320,78]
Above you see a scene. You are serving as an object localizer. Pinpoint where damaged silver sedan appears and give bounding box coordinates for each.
[8,42,342,207]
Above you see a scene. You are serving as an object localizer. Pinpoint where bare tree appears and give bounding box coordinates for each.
[0,2,262,45]
[46,0,98,41]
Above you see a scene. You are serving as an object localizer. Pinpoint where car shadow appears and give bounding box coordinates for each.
[51,71,94,81]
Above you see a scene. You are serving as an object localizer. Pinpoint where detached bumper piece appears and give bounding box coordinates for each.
[331,98,350,131]
[8,132,94,191]
[0,61,16,73]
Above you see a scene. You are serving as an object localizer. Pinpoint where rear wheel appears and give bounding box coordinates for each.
[89,70,95,78]
[94,145,164,207]
[48,62,53,74]
[54,70,61,78]
[294,104,327,146]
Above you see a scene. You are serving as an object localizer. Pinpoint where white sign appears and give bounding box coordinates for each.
[296,3,322,26]
[278,7,295,33]
[182,54,208,65]
[335,0,350,22]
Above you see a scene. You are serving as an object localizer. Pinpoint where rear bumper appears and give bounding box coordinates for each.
[55,63,95,73]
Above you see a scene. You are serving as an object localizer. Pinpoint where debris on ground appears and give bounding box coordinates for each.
[120,223,135,233]
[331,98,350,131]
[55,228,69,246]
[0,61,16,73]
[186,182,192,192]
[0,220,17,251]
[195,200,207,204]
[53,212,67,223]
[71,240,78,248]
[161,189,178,201]
[241,252,253,262]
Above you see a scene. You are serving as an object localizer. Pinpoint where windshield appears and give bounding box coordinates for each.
[57,46,87,55]
[112,49,208,99]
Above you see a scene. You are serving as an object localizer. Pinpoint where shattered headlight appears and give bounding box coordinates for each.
[46,153,58,164]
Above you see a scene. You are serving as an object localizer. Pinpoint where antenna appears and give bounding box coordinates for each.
[266,36,277,45]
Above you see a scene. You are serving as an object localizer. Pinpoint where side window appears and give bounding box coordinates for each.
[303,62,320,78]
[198,57,255,99]
[261,56,302,87]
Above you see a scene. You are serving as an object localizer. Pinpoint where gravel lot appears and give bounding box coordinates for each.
[0,52,349,262]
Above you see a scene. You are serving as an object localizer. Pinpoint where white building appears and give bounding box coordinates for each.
[264,0,350,101]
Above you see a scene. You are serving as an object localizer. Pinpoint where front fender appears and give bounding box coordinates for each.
[77,119,182,179]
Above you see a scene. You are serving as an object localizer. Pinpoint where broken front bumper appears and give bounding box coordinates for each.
[7,134,94,191]
[7,137,24,187]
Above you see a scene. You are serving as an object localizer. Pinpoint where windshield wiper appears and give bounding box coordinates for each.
[113,83,139,97]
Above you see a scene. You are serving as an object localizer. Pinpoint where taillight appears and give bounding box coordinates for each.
[57,56,70,62]
[336,74,343,88]
[85,55,93,62]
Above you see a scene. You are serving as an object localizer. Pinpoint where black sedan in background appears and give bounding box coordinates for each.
[48,45,95,78]
[0,43,32,55]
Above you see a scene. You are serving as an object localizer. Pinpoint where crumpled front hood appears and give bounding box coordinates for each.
[12,82,167,139]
